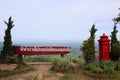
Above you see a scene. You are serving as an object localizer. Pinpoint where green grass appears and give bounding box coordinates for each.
[84,70,120,80]
[60,74,74,80]
[23,55,53,62]
[33,74,39,80]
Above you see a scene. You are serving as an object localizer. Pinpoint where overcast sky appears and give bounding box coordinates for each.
[0,0,120,43]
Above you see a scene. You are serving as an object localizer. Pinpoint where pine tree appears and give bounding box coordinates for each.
[90,24,97,39]
[113,8,120,23]
[89,24,97,62]
[110,23,120,61]
[81,24,97,63]
[1,17,14,61]
[111,23,118,43]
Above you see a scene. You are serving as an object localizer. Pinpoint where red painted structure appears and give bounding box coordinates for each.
[13,46,71,55]
[98,33,110,61]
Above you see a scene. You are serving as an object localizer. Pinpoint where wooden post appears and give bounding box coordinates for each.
[18,55,23,62]
[61,54,64,57]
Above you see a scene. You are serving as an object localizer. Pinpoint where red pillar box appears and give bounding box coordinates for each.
[98,33,110,61]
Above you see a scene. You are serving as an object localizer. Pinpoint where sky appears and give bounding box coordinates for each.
[0,0,120,43]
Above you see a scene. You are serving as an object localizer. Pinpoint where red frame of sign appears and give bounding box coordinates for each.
[13,46,71,55]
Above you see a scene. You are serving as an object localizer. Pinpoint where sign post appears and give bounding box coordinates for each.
[18,55,23,63]
[13,46,71,61]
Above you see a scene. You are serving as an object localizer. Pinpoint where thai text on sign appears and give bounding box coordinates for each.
[13,46,71,55]
[20,47,70,52]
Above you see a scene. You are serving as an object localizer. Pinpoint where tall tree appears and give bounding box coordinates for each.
[90,24,97,39]
[1,17,14,61]
[113,8,120,23]
[111,23,118,43]
[81,24,97,63]
[110,23,120,61]
[111,8,120,61]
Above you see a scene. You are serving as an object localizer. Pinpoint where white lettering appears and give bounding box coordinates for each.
[20,47,70,52]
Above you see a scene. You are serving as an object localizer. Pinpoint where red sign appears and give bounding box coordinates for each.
[13,46,71,55]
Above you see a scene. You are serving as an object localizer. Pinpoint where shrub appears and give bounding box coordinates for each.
[115,62,120,71]
[51,57,72,72]
[99,62,115,74]
[85,62,115,74]
[86,62,103,73]
[51,55,84,72]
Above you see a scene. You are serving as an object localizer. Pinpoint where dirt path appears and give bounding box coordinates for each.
[0,62,61,80]
[0,63,91,80]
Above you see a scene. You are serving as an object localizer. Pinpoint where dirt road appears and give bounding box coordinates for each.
[0,62,61,80]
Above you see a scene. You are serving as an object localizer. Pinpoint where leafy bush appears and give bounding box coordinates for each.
[86,62,103,73]
[51,57,72,72]
[85,62,115,74]
[99,62,115,74]
[115,62,120,71]
[51,56,84,72]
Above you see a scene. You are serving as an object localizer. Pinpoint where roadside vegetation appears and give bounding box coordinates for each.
[23,55,120,80]
[50,55,120,80]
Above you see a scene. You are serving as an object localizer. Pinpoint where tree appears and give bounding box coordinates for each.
[90,24,97,39]
[1,17,14,62]
[110,23,120,61]
[113,8,120,23]
[110,23,118,43]
[81,24,97,64]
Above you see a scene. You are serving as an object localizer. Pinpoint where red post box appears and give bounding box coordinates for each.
[98,33,110,61]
